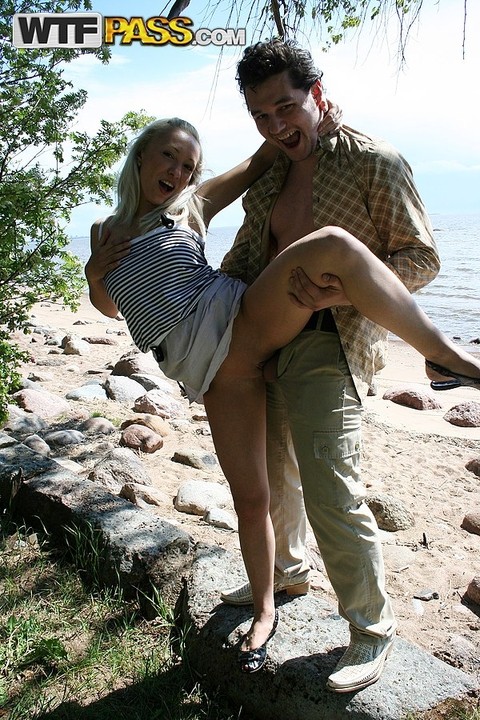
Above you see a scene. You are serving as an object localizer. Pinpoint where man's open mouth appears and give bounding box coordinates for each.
[277,130,300,149]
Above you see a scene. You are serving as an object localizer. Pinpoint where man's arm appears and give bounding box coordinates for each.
[364,145,440,292]
[289,141,440,310]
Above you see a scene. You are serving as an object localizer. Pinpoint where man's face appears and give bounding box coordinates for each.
[245,71,322,162]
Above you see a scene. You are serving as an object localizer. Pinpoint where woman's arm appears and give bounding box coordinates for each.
[85,219,130,318]
[197,142,278,227]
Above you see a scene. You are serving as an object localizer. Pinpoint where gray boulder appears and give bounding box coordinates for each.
[88,447,151,494]
[178,546,478,720]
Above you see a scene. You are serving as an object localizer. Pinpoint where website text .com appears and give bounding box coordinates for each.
[12,14,247,48]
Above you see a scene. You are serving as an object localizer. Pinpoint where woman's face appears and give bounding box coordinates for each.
[137,127,201,215]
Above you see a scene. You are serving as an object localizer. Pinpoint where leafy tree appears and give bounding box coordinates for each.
[203,0,468,61]
[0,1,149,421]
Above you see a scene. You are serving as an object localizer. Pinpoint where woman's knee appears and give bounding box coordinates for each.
[233,492,270,523]
[310,226,366,273]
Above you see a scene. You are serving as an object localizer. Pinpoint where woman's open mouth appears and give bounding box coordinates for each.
[159,179,174,193]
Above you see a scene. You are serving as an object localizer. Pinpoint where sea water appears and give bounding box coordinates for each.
[69,212,480,343]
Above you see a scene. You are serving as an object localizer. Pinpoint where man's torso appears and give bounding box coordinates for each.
[270,155,316,257]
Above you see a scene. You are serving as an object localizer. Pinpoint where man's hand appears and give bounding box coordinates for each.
[288,267,351,310]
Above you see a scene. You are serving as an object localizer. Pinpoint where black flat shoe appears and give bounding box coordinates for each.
[237,610,279,674]
[426,360,480,391]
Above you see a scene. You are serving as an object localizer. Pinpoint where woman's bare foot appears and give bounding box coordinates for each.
[240,611,277,653]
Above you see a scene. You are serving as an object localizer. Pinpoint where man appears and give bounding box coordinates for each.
[220,39,440,693]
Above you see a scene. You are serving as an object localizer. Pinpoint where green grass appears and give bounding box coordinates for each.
[0,517,234,720]
[3,518,478,720]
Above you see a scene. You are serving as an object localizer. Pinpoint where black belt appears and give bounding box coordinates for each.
[304,309,337,333]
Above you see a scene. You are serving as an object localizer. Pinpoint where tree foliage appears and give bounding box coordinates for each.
[0,0,150,421]
[203,0,468,62]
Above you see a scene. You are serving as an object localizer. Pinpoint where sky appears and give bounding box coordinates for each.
[61,0,480,235]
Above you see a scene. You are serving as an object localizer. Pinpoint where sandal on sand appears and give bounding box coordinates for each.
[426,360,480,391]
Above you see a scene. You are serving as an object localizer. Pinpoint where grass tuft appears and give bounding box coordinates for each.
[0,516,235,720]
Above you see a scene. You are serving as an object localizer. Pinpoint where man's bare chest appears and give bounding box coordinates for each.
[270,176,315,254]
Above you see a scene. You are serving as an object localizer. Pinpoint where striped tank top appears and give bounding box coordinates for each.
[104,223,222,353]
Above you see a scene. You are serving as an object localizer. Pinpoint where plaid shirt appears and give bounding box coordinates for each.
[221,125,440,399]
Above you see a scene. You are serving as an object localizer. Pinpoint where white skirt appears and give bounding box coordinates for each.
[153,273,247,403]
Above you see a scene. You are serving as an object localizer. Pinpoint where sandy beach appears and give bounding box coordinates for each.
[9,295,480,682]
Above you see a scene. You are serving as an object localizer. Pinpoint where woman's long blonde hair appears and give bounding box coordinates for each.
[114,118,205,236]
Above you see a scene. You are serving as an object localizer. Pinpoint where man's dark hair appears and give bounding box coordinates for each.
[236,38,323,97]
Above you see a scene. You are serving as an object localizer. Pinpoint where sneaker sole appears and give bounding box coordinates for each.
[221,580,310,606]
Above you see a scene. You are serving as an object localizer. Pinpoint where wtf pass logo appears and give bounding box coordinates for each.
[12,13,246,48]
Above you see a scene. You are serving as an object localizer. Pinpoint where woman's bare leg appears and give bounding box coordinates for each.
[204,374,276,654]
[238,225,480,381]
[204,224,480,653]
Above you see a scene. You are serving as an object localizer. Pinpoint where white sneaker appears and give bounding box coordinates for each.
[327,635,395,693]
[220,577,310,606]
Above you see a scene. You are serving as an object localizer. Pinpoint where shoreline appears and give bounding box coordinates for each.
[27,295,480,442]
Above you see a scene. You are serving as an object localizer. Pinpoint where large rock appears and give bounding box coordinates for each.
[172,449,218,470]
[461,512,480,536]
[366,493,415,531]
[121,414,170,436]
[111,350,160,377]
[23,434,51,456]
[120,424,164,453]
[466,577,480,606]
[130,373,176,394]
[3,406,48,435]
[66,383,108,401]
[465,458,480,477]
[177,546,478,720]
[104,375,146,405]
[44,429,86,448]
[80,417,116,435]
[134,389,183,418]
[175,480,232,515]
[88,447,151,493]
[382,387,442,410]
[12,388,71,419]
[444,402,480,427]
[62,335,91,355]
[0,443,192,613]
[120,482,172,508]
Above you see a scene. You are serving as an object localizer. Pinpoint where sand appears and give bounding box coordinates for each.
[10,295,480,681]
